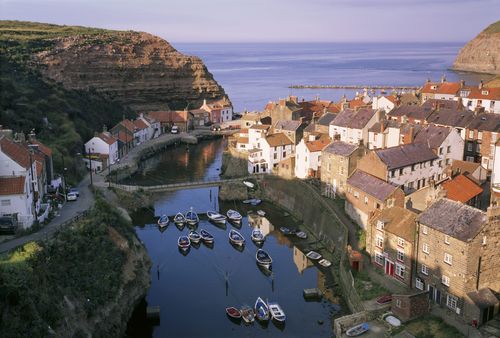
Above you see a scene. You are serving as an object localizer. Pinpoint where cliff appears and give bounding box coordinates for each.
[0,21,225,112]
[453,21,500,75]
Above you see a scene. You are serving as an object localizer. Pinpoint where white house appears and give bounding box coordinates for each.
[201,97,234,123]
[84,132,119,165]
[372,95,398,113]
[137,113,161,140]
[492,140,500,194]
[295,136,330,179]
[247,133,294,174]
[133,119,150,145]
[329,108,380,146]
[459,83,500,114]
[248,124,271,149]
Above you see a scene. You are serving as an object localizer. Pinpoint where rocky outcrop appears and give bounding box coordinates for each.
[453,21,500,75]
[32,30,225,111]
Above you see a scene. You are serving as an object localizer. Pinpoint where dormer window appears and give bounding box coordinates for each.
[482,90,489,96]
[431,85,437,90]
[376,220,385,230]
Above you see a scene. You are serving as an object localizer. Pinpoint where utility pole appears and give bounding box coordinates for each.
[85,147,93,187]
[28,148,38,224]
[108,160,111,188]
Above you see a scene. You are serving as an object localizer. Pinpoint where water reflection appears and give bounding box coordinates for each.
[293,247,314,275]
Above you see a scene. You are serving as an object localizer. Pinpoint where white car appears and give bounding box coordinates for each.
[171,126,179,134]
[67,192,78,201]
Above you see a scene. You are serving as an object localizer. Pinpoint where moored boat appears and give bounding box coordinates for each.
[251,228,265,243]
[376,295,392,305]
[243,180,255,189]
[178,235,190,250]
[243,198,261,205]
[229,229,245,246]
[185,207,199,226]
[200,229,214,243]
[173,212,186,225]
[318,258,332,267]
[207,210,227,223]
[226,209,242,223]
[188,230,201,244]
[268,302,286,323]
[225,307,242,319]
[346,322,369,336]
[306,251,322,260]
[157,214,169,227]
[295,231,307,239]
[256,210,266,216]
[256,249,272,268]
[254,297,270,322]
[240,306,255,324]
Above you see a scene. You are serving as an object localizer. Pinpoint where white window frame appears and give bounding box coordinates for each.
[442,275,450,286]
[375,252,384,266]
[364,196,368,205]
[444,253,453,265]
[395,263,405,279]
[422,225,428,234]
[421,264,428,275]
[446,294,458,310]
[376,236,384,249]
[397,237,405,247]
[416,278,424,290]
[397,250,404,262]
[376,220,385,231]
[444,235,450,244]
[423,243,429,254]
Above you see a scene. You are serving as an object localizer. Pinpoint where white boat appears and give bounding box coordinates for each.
[295,231,307,239]
[226,209,242,223]
[242,198,262,206]
[385,315,401,327]
[157,214,169,227]
[207,210,227,223]
[254,297,270,322]
[240,306,255,324]
[256,210,266,216]
[306,251,322,260]
[256,249,272,268]
[346,322,369,336]
[185,207,199,225]
[243,180,255,189]
[318,258,332,267]
[251,228,265,243]
[229,229,245,246]
[200,229,214,243]
[188,230,201,244]
[173,212,185,225]
[268,302,286,323]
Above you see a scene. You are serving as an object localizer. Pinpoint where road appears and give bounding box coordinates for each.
[0,175,94,254]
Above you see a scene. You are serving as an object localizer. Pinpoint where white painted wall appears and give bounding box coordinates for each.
[294,140,321,179]
[372,97,395,113]
[85,137,119,164]
[492,143,500,188]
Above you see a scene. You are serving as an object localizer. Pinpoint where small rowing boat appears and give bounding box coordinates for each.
[243,180,255,189]
[243,198,262,206]
[200,229,214,243]
[225,307,242,319]
[306,251,322,260]
[226,209,242,223]
[251,228,265,243]
[178,236,190,250]
[157,214,169,227]
[240,306,255,324]
[295,231,307,239]
[268,301,286,323]
[173,212,185,225]
[257,210,266,216]
[185,207,199,226]
[256,249,272,268]
[188,230,201,244]
[318,258,331,267]
[346,322,369,336]
[229,229,245,246]
[207,210,227,223]
[254,297,270,322]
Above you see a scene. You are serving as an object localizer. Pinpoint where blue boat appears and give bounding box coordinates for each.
[346,322,369,336]
[185,207,199,226]
[200,229,214,243]
[157,214,169,227]
[178,236,190,250]
[229,229,245,246]
[254,297,270,321]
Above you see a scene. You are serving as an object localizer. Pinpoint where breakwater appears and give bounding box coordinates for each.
[289,84,420,91]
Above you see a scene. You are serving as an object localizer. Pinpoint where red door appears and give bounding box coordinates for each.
[385,259,394,276]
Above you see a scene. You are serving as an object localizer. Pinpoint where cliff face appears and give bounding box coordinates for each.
[453,21,500,75]
[32,31,224,111]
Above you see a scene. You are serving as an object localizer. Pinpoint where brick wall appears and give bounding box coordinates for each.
[357,151,387,182]
[392,292,429,322]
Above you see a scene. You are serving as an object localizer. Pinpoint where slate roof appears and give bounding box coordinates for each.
[323,141,358,157]
[371,207,417,242]
[347,170,400,201]
[422,98,463,111]
[0,176,25,195]
[467,113,500,132]
[425,108,475,128]
[449,159,481,176]
[266,133,293,147]
[413,125,452,150]
[375,144,438,170]
[331,108,376,129]
[416,198,487,242]
[317,112,337,126]
[467,288,500,309]
[274,120,303,131]
[442,174,483,203]
[388,105,434,121]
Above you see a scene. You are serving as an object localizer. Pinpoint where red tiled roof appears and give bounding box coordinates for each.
[349,98,366,109]
[0,136,31,169]
[0,176,25,195]
[266,133,293,147]
[421,82,461,95]
[464,86,500,100]
[133,119,149,130]
[31,140,52,157]
[98,132,117,145]
[385,95,399,105]
[116,131,133,143]
[147,111,189,123]
[442,174,483,203]
[305,138,330,153]
[236,137,249,144]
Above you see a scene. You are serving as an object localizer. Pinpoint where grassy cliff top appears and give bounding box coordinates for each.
[482,21,500,35]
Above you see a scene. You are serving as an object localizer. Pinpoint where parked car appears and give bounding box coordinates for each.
[67,192,78,201]
[0,216,17,234]
[211,124,221,131]
[69,187,79,197]
[171,126,179,134]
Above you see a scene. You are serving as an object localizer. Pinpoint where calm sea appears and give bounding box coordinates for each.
[175,42,486,112]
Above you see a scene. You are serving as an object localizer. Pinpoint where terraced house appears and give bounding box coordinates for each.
[415,199,500,325]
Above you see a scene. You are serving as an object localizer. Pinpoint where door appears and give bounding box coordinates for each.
[385,259,394,276]
[435,289,441,304]
[428,285,434,300]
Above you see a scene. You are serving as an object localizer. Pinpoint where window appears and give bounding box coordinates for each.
[444,253,453,265]
[416,278,424,290]
[482,236,487,245]
[375,252,384,265]
[364,196,368,205]
[376,203,381,209]
[391,170,396,178]
[397,237,405,247]
[439,147,443,155]
[446,294,458,310]
[399,168,404,175]
[376,236,384,249]
[444,235,450,244]
[376,220,385,230]
[468,130,474,139]
[1,199,11,206]
[395,263,405,279]
[274,153,277,160]
[423,243,429,254]
[442,275,450,286]
[340,167,344,175]
[467,143,473,152]
[354,191,359,198]
[447,145,451,153]
[397,250,404,262]
[422,225,428,234]
[421,264,428,275]
[476,143,481,152]
[438,160,443,168]
[396,299,402,308]
[282,151,286,157]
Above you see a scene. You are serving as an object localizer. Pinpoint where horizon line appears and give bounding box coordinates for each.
[170,40,467,45]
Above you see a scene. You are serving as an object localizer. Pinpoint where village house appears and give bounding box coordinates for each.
[357,143,441,195]
[425,107,475,141]
[464,113,500,170]
[248,124,271,149]
[415,199,500,326]
[387,104,434,125]
[234,129,249,151]
[446,159,488,185]
[368,120,422,150]
[200,97,233,123]
[262,133,294,173]
[420,78,462,102]
[132,119,149,145]
[137,113,161,140]
[273,120,306,145]
[303,112,338,139]
[441,174,483,208]
[110,119,139,156]
[321,141,363,197]
[345,170,405,228]
[294,135,330,179]
[147,110,193,133]
[329,107,381,146]
[299,98,341,122]
[372,95,399,113]
[265,96,304,123]
[84,131,119,167]
[459,82,500,114]
[366,206,417,287]
[189,108,210,127]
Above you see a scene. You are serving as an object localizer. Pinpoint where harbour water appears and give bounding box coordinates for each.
[126,140,342,337]
[175,42,486,112]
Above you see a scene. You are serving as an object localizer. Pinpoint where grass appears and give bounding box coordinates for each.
[393,314,465,338]
[483,21,500,35]
[352,269,389,301]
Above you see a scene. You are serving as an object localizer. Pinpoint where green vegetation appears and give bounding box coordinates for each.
[0,197,132,337]
[482,21,500,35]
[392,314,465,338]
[352,269,389,300]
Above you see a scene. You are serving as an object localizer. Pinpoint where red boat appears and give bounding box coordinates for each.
[226,307,242,319]
[376,295,392,304]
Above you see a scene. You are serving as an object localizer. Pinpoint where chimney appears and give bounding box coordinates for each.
[408,126,415,143]
[460,80,465,88]
[426,78,431,84]
[279,98,286,107]
[289,96,298,104]
[478,80,484,90]
[103,125,108,132]
[203,99,207,106]
[441,75,446,83]
[380,121,385,133]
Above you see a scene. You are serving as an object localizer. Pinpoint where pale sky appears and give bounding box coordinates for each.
[0,0,498,43]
